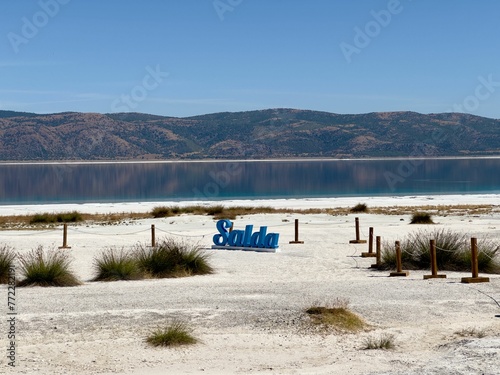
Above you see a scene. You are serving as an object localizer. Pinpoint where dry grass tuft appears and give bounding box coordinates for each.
[455,327,487,338]
[362,333,396,350]
[146,321,198,347]
[305,298,366,332]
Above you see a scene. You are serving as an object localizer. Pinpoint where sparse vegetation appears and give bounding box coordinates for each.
[410,212,434,224]
[30,211,83,224]
[455,327,487,338]
[1,204,497,229]
[0,245,16,284]
[17,246,81,287]
[146,321,198,347]
[350,203,368,213]
[306,298,366,332]
[381,229,500,273]
[135,238,213,278]
[362,333,395,350]
[92,248,142,282]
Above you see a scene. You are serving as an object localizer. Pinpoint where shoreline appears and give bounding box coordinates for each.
[2,155,500,165]
[1,193,500,216]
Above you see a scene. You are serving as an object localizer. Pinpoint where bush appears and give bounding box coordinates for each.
[135,238,213,278]
[0,245,16,284]
[146,321,198,347]
[363,333,395,350]
[410,212,434,224]
[305,298,366,332]
[350,203,368,213]
[92,248,142,282]
[17,246,81,287]
[151,206,173,218]
[30,211,83,224]
[205,205,225,215]
[381,229,500,273]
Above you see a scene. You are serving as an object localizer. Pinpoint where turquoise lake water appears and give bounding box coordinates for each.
[1,158,499,204]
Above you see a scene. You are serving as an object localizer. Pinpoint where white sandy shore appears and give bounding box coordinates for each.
[2,193,500,216]
[1,195,500,374]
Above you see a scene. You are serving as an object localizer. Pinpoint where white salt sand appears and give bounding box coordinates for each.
[1,195,499,374]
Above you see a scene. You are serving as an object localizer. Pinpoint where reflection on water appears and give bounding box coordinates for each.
[0,159,499,204]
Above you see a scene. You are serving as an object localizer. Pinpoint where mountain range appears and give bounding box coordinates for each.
[0,109,499,160]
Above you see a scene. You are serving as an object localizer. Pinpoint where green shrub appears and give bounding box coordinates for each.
[17,246,81,287]
[350,203,368,213]
[135,238,213,278]
[30,211,83,224]
[92,248,142,282]
[410,212,434,224]
[0,245,16,284]
[146,321,198,347]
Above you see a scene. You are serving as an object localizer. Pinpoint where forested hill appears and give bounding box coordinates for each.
[0,109,499,160]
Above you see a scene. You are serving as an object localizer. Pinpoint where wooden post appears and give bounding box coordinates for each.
[58,223,71,249]
[349,217,367,244]
[362,227,376,257]
[371,236,382,268]
[461,237,489,283]
[390,240,409,277]
[289,219,304,244]
[424,239,446,279]
[151,224,156,248]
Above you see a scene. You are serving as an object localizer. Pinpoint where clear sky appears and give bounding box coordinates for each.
[1,0,500,119]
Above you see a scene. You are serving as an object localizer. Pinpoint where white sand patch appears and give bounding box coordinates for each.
[1,198,499,374]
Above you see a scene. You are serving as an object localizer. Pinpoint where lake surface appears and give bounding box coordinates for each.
[1,158,500,204]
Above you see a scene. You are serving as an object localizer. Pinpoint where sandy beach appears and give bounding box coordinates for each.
[1,195,500,374]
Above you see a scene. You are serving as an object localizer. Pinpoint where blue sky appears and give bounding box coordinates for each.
[1,0,500,119]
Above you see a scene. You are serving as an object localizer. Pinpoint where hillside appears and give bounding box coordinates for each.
[0,109,499,160]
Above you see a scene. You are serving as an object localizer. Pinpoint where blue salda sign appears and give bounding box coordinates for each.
[212,219,280,252]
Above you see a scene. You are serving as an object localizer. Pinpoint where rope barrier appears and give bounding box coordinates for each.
[155,227,213,238]
[0,229,59,237]
[348,246,360,269]
[68,227,150,236]
[465,285,500,310]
